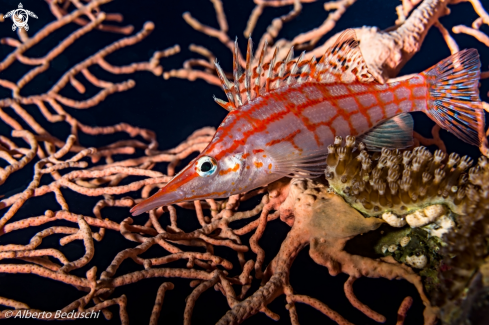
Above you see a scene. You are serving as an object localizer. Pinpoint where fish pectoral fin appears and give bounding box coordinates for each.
[358,113,414,151]
[273,151,329,178]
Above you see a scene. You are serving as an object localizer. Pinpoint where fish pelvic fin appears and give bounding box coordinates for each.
[421,49,485,147]
[213,29,374,110]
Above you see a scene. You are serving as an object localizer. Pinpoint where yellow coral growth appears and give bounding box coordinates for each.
[326,136,480,219]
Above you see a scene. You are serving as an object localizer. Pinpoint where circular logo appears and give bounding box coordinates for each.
[4,3,38,32]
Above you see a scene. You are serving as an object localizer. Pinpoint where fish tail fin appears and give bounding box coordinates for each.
[421,49,485,147]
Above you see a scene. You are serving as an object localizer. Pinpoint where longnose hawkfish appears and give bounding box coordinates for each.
[131,29,485,216]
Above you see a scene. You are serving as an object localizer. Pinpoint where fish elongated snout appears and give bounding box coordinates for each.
[130,188,184,216]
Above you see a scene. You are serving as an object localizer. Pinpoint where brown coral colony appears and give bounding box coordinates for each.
[326,135,479,218]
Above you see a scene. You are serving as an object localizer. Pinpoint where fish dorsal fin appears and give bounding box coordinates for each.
[314,29,374,84]
[358,113,414,151]
[213,29,374,110]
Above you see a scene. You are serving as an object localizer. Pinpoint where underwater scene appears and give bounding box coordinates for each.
[0,0,489,324]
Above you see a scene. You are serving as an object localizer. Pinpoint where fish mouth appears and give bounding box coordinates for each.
[130,187,184,216]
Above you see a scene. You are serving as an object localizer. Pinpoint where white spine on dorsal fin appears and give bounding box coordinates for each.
[245,38,253,103]
[285,46,294,64]
[309,55,317,80]
[267,47,278,92]
[213,95,235,112]
[254,40,267,97]
[233,37,243,107]
[290,51,306,84]
[297,52,310,83]
[277,46,294,89]
[287,63,298,85]
[215,61,236,107]
[310,55,317,67]
[286,52,300,86]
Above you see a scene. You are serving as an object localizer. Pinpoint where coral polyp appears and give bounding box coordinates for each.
[326,135,489,323]
[326,138,475,219]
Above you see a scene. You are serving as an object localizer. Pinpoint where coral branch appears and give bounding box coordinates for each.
[149,282,174,325]
[344,276,386,322]
[397,296,414,325]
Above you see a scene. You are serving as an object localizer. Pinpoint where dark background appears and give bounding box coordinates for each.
[0,0,488,324]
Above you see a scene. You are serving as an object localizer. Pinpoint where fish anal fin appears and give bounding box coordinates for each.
[358,113,414,151]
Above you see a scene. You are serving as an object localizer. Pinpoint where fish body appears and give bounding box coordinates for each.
[131,30,484,216]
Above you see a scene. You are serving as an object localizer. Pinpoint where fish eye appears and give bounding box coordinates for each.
[196,156,218,177]
[201,161,212,172]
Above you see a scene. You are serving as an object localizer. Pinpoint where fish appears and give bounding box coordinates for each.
[130,29,485,216]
